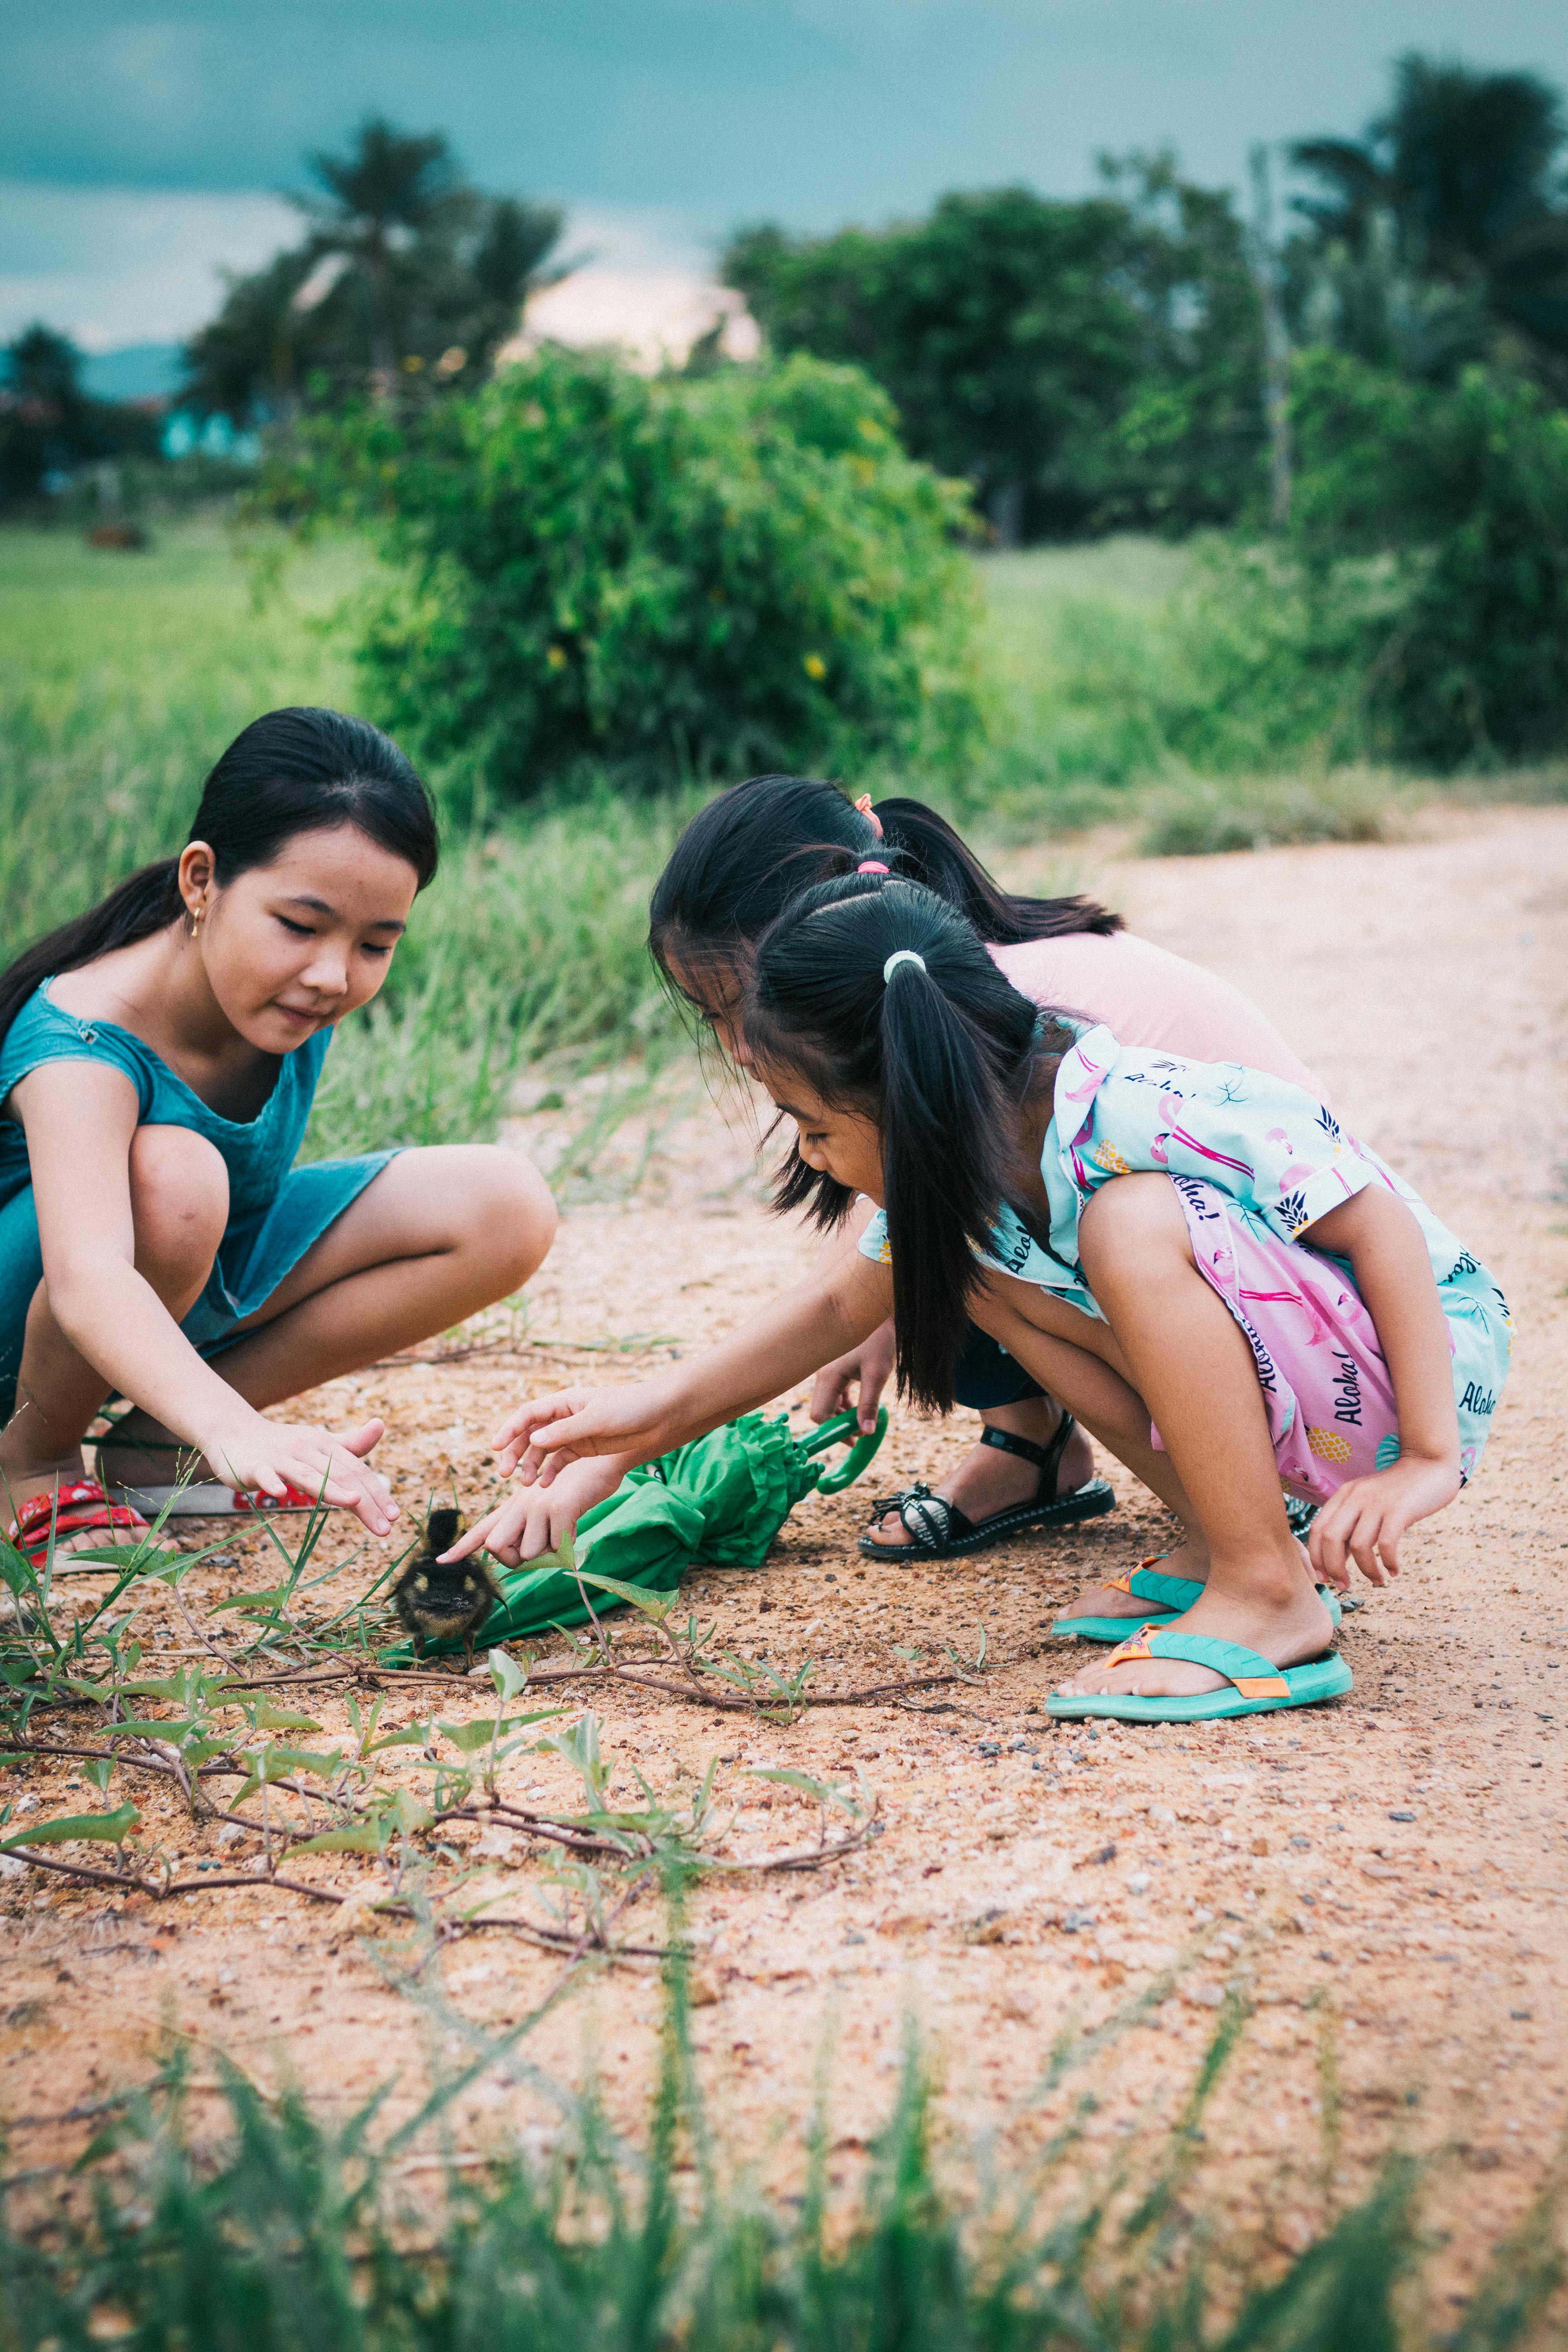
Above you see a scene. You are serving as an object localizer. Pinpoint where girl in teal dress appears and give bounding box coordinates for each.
[0,706,557,1562]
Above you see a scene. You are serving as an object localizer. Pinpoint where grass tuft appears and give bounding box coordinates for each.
[1,1978,1560,2351]
[1136,769,1404,859]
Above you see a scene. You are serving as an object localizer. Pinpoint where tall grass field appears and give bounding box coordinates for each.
[0,518,693,1161]
[1,511,1556,1164]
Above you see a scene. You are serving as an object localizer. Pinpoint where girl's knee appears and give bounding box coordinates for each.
[435,1146,558,1279]
[127,1126,229,1274]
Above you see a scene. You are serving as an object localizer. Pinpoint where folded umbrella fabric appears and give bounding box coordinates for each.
[386,1407,886,1658]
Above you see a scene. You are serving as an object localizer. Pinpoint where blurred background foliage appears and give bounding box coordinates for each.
[3,53,1568,1156]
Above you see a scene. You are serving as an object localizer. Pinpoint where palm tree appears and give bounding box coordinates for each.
[1290,54,1568,372]
[298,119,473,390]
[181,121,565,423]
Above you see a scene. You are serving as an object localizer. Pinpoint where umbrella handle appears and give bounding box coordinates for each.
[804,1406,889,1494]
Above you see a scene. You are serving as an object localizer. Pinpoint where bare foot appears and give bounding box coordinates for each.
[1053,1571,1334,1702]
[1055,1534,1213,1628]
[868,1399,1097,1548]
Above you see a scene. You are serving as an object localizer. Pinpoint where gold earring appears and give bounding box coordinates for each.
[188,904,202,937]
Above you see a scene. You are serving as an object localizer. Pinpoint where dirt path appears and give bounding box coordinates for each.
[4,805,1566,2291]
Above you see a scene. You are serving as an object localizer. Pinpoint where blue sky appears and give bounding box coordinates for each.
[5,0,1568,352]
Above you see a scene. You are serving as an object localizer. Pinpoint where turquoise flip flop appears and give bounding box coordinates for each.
[1046,1623,1353,1723]
[1052,1557,1343,1643]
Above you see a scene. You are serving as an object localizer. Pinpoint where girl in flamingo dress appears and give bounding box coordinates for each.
[451,873,1511,1725]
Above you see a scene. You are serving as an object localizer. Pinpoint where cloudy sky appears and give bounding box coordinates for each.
[5,0,1568,356]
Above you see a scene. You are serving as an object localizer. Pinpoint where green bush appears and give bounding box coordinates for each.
[1289,352,1568,767]
[271,347,989,801]
[971,536,1392,814]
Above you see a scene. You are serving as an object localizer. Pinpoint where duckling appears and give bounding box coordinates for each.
[391,1508,498,1669]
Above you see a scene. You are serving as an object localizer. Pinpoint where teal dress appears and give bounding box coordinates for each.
[0,980,397,1421]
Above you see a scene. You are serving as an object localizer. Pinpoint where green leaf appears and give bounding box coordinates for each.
[436,1707,565,1754]
[487,1647,528,1702]
[544,1714,605,1802]
[365,1720,435,1755]
[283,1820,392,1857]
[243,1702,323,1732]
[106,1717,211,1743]
[230,1742,345,1803]
[748,1766,860,1814]
[55,1546,186,1575]
[208,1586,289,1615]
[2,1802,140,1849]
[369,1786,433,1836]
[573,1569,675,1624]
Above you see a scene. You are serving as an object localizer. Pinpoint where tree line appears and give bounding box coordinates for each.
[6,54,1566,540]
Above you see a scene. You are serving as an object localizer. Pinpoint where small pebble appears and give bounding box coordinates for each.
[1388,1809,1417,1822]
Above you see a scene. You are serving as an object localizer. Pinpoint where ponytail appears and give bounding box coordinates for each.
[649,772,1118,1014]
[870,798,1119,943]
[0,707,437,1054]
[749,874,1074,1412]
[0,862,183,1048]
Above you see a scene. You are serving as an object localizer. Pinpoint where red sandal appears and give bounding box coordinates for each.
[6,1479,150,1569]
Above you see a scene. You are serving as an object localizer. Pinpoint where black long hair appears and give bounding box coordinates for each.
[648,773,1120,1015]
[747,873,1076,1414]
[0,708,439,1051]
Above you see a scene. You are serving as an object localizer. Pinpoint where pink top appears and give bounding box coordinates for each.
[987,931,1320,1095]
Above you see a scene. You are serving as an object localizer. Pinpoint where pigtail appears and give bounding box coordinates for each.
[748,872,1054,1416]
[869,797,1121,942]
[878,957,1018,1410]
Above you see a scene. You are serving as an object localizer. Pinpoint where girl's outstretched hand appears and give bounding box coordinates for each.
[1307,1455,1460,1588]
[197,1411,397,1538]
[490,1382,677,1485]
[809,1316,897,1432]
[438,1455,627,1569]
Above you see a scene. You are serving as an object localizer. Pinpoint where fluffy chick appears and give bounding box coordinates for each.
[391,1508,498,1668]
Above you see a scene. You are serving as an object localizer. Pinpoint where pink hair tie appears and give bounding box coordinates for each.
[857,859,890,875]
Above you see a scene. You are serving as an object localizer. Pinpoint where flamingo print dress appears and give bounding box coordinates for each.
[858,1024,1511,1501]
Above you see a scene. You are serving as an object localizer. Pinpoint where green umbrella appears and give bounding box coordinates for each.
[390,1408,886,1659]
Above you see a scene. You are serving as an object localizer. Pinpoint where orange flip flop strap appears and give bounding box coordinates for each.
[1100,1622,1291,1698]
[1102,1624,1161,1669]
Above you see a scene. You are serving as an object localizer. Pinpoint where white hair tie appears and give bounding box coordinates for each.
[882,950,926,983]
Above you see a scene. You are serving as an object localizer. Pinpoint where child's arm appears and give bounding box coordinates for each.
[1295,1184,1460,1586]
[14,1065,397,1535]
[495,1248,894,1486]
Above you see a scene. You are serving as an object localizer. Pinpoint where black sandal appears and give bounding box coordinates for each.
[857,1415,1115,1560]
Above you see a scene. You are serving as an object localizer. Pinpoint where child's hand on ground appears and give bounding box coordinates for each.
[1308,1455,1461,1588]
[490,1381,677,1484]
[438,1455,625,1568]
[198,1412,397,1537]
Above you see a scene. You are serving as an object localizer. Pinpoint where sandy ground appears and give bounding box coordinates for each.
[3,805,1566,2291]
